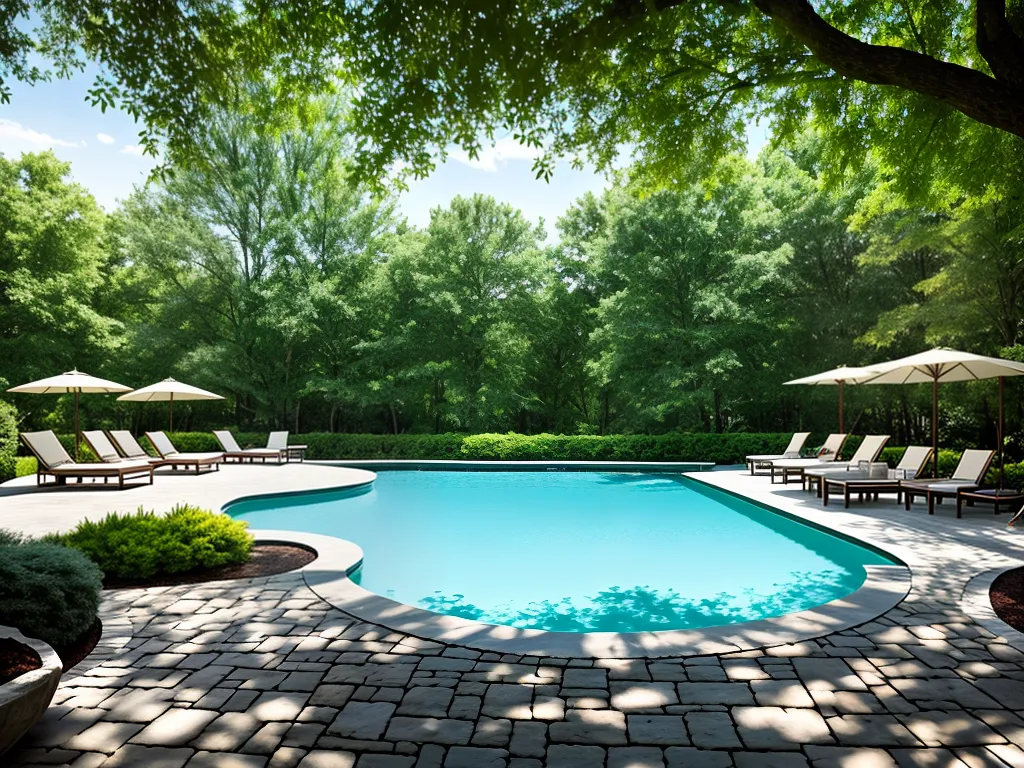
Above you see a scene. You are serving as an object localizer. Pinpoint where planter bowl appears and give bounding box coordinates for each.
[0,626,62,756]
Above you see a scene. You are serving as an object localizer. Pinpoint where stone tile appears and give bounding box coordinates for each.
[384,717,474,745]
[665,746,734,767]
[610,682,679,711]
[733,707,834,749]
[888,748,971,766]
[399,688,454,717]
[627,715,689,746]
[482,685,533,720]
[270,748,308,768]
[104,745,195,767]
[193,713,263,752]
[327,702,396,740]
[898,711,1005,747]
[357,757,416,768]
[443,746,508,767]
[563,668,608,689]
[532,696,564,721]
[733,753,809,768]
[249,692,310,721]
[792,659,867,691]
[65,721,143,754]
[509,722,546,758]
[186,753,269,767]
[472,717,512,747]
[546,745,606,768]
[296,752,357,768]
[827,715,919,746]
[549,710,628,745]
[131,709,219,746]
[889,679,999,709]
[608,746,666,768]
[804,746,897,767]
[683,712,741,749]
[751,681,813,707]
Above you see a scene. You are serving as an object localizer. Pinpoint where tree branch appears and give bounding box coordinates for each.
[975,0,1024,92]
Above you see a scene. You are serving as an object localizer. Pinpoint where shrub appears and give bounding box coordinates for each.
[0,531,102,646]
[54,505,254,579]
[16,456,36,477]
[0,400,18,482]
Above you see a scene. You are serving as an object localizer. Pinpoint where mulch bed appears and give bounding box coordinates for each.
[0,638,42,685]
[991,567,1024,632]
[102,543,317,590]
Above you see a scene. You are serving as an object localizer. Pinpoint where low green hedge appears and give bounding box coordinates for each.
[16,456,36,477]
[0,530,103,646]
[0,400,18,482]
[50,504,254,579]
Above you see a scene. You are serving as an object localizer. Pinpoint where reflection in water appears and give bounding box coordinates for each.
[417,570,851,632]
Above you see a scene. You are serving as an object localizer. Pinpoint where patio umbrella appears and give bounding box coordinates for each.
[862,348,1024,482]
[117,378,224,431]
[7,369,132,459]
[783,365,880,433]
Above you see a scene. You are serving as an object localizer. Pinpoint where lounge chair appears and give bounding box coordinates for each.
[902,449,996,515]
[82,430,139,464]
[268,431,306,462]
[745,432,811,475]
[21,430,154,488]
[822,446,933,508]
[144,431,224,474]
[214,430,285,464]
[766,433,849,484]
[801,435,891,494]
[109,430,162,463]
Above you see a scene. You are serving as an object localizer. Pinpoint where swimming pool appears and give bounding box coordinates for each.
[227,471,895,634]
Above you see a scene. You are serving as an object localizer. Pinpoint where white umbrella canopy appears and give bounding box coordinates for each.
[784,366,880,433]
[7,369,132,459]
[863,348,1024,481]
[118,378,224,431]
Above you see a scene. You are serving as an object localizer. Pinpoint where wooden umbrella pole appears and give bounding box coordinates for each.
[838,380,844,434]
[170,392,174,433]
[999,376,1005,489]
[74,389,80,461]
[932,377,939,478]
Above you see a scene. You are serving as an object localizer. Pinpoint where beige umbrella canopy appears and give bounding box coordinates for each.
[862,348,1024,481]
[7,369,132,459]
[117,378,224,431]
[784,365,880,433]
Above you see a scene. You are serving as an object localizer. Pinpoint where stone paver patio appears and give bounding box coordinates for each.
[7,465,1024,767]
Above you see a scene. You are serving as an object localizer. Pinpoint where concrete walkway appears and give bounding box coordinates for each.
[7,468,1024,767]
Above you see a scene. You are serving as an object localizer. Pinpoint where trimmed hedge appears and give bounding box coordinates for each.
[0,531,103,646]
[0,400,18,482]
[16,456,36,477]
[50,504,254,579]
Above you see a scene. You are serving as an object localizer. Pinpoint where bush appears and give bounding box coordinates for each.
[0,400,18,482]
[0,531,103,646]
[54,505,254,579]
[16,456,36,477]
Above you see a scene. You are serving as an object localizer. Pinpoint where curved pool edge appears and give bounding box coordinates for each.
[245,524,911,659]
[961,567,1024,654]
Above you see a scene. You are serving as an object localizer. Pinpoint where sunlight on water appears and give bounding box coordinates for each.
[229,472,892,633]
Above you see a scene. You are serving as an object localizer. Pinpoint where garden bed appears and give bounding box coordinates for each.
[991,567,1024,633]
[0,638,41,685]
[102,542,316,589]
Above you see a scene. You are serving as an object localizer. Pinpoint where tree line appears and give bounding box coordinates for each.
[2,99,1022,453]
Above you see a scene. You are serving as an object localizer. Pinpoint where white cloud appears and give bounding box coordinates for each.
[120,144,146,156]
[0,119,84,151]
[96,133,115,145]
[447,137,544,172]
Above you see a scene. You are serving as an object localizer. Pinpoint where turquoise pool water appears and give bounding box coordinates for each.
[227,472,893,633]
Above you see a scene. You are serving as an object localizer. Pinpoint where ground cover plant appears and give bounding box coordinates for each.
[50,505,254,580]
[0,530,103,648]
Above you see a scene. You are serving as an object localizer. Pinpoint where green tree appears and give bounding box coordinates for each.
[0,152,119,402]
[590,161,792,433]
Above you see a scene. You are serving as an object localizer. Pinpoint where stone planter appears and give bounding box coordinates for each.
[0,626,62,756]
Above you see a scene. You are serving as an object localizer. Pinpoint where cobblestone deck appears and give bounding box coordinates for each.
[9,469,1024,767]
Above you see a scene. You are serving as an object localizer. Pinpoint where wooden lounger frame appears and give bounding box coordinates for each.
[22,433,154,489]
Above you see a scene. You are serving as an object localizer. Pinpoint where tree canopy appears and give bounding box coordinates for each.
[2,0,1023,196]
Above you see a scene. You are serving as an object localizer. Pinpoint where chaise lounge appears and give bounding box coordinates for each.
[821,446,933,508]
[21,430,154,488]
[801,435,891,494]
[144,431,224,474]
[901,449,996,516]
[214,430,285,464]
[745,432,811,475]
[268,431,307,462]
[766,433,849,484]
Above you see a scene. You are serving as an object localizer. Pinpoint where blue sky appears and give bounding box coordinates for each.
[1,69,769,234]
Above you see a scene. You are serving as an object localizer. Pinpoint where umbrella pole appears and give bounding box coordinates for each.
[999,376,1005,489]
[170,393,174,433]
[838,380,844,434]
[932,377,939,478]
[74,389,80,461]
